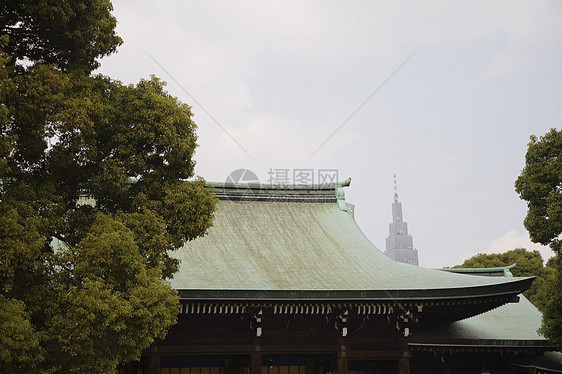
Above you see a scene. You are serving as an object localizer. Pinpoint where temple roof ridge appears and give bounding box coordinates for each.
[208,177,351,191]
[208,178,352,203]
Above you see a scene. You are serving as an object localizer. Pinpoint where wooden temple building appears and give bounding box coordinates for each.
[129,180,557,374]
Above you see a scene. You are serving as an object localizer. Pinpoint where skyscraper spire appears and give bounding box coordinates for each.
[384,174,419,266]
[393,173,398,202]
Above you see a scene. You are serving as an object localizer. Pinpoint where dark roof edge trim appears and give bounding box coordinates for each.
[177,277,533,301]
[409,341,555,350]
[208,178,351,191]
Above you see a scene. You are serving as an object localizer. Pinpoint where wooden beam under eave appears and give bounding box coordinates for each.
[398,357,410,374]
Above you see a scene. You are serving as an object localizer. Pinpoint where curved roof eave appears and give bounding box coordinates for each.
[176,277,533,302]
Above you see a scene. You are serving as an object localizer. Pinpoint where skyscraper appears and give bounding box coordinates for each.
[384,174,419,266]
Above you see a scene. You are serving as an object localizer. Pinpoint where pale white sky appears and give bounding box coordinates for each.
[98,0,562,268]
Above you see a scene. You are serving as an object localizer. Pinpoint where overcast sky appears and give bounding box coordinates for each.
[98,0,562,268]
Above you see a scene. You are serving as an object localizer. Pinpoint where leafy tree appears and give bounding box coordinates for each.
[515,128,562,351]
[44,214,182,373]
[1,0,122,71]
[515,128,562,254]
[0,295,43,373]
[536,256,562,350]
[454,248,550,306]
[0,2,217,372]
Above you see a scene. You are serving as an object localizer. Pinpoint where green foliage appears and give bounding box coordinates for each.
[538,256,562,350]
[515,128,562,351]
[43,215,179,373]
[455,248,544,275]
[1,2,217,372]
[1,0,122,71]
[454,248,550,306]
[0,35,15,179]
[0,295,43,374]
[515,128,562,254]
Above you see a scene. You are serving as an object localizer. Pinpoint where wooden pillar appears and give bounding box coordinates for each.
[373,361,381,374]
[365,362,375,374]
[336,357,348,374]
[149,349,160,374]
[398,357,410,374]
[308,357,323,374]
[227,357,243,374]
[250,352,262,374]
[337,335,348,374]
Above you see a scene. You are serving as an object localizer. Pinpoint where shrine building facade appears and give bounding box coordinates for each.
[123,180,556,374]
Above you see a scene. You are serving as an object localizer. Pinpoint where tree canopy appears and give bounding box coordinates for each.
[0,1,217,372]
[515,128,562,254]
[1,0,122,71]
[515,128,562,351]
[454,248,550,306]
[536,256,562,350]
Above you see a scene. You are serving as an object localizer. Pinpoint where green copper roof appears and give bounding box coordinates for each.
[410,295,552,349]
[441,264,516,277]
[170,183,532,301]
